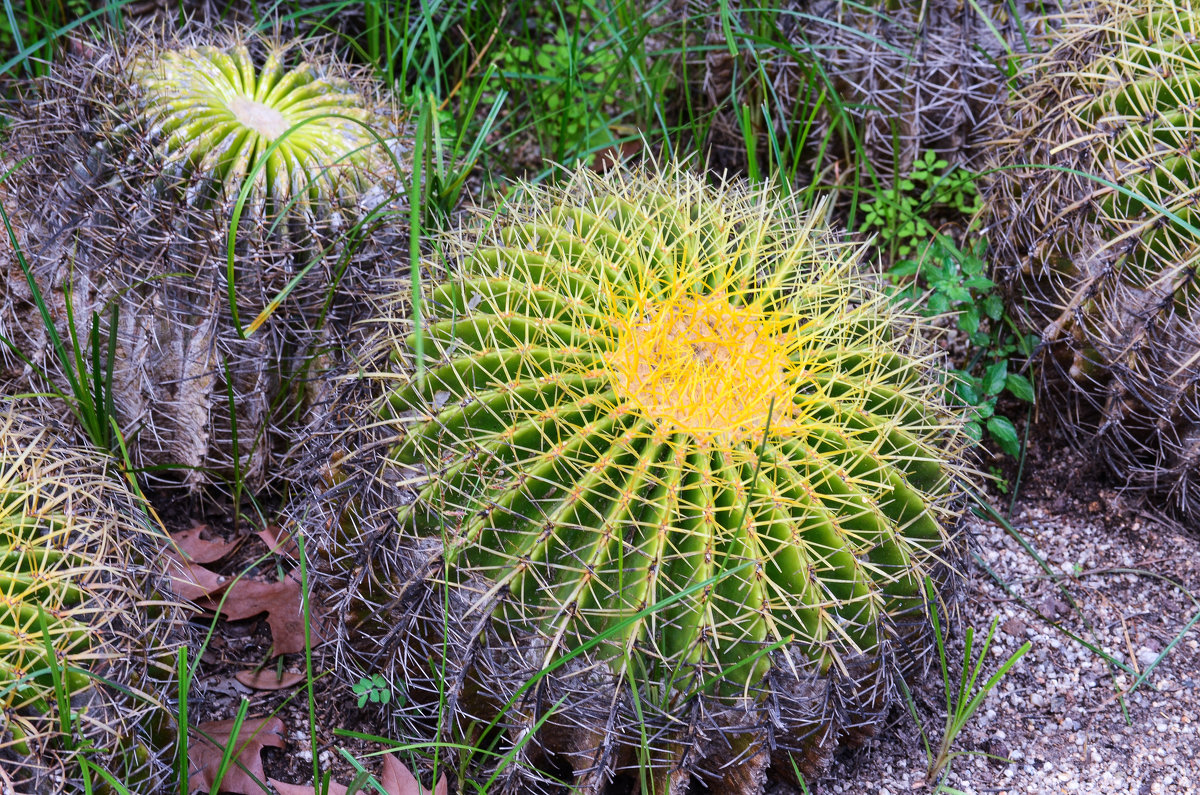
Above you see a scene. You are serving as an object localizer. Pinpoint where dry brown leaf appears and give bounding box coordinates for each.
[257,525,299,558]
[201,573,324,656]
[267,779,348,795]
[173,522,241,563]
[165,550,228,602]
[381,755,448,795]
[234,669,306,691]
[592,139,643,172]
[266,754,446,795]
[189,716,286,795]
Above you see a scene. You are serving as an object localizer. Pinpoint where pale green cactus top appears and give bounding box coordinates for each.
[137,44,388,208]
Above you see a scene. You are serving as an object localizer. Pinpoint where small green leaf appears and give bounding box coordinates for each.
[983,294,1004,320]
[959,305,980,335]
[983,361,1008,396]
[1005,372,1035,402]
[987,416,1021,457]
[964,420,983,442]
[946,286,973,303]
[956,378,981,405]
[888,259,922,279]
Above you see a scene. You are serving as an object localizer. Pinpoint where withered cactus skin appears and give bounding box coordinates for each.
[683,0,1057,179]
[0,28,410,494]
[987,0,1200,519]
[299,164,971,793]
[0,411,185,792]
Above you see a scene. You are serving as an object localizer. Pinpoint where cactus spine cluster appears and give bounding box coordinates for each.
[308,163,971,793]
[0,29,409,493]
[986,0,1200,518]
[0,412,182,791]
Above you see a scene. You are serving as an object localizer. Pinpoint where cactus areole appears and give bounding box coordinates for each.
[377,164,968,790]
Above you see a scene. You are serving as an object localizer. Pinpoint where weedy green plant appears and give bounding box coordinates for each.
[986,0,1200,518]
[860,152,984,259]
[492,14,621,162]
[301,161,975,793]
[474,0,677,175]
[353,673,393,709]
[0,26,411,496]
[899,578,1030,793]
[886,235,1036,457]
[0,411,183,792]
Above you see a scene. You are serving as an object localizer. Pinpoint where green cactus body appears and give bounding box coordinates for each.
[0,413,183,791]
[0,30,410,494]
[327,164,969,793]
[987,0,1200,518]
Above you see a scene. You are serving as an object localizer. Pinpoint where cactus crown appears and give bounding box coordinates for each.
[359,164,972,788]
[136,41,386,208]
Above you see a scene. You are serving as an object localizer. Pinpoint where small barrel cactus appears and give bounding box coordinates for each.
[0,411,184,791]
[681,0,1055,180]
[986,0,1200,518]
[303,163,971,792]
[137,43,387,217]
[0,28,410,494]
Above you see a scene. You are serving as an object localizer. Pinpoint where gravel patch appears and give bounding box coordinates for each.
[820,433,1200,795]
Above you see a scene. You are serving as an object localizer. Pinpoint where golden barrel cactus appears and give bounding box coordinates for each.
[0,412,184,791]
[299,163,972,792]
[987,0,1200,517]
[0,28,410,494]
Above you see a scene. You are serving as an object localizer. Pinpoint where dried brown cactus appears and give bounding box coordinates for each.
[0,26,411,495]
[681,0,1058,181]
[986,0,1200,518]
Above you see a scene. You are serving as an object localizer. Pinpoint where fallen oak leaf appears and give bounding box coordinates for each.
[189,715,286,795]
[165,550,228,603]
[267,779,348,795]
[381,754,448,795]
[200,573,326,656]
[173,521,242,564]
[591,138,643,172]
[257,525,299,558]
[235,669,305,691]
